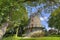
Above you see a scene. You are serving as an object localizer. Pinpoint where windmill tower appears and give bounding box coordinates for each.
[23,7,44,37]
[29,13,42,31]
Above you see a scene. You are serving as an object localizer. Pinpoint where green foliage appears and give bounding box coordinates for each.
[47,34,60,37]
[20,0,60,7]
[48,7,60,29]
[0,0,28,27]
[1,0,60,38]
[0,0,28,37]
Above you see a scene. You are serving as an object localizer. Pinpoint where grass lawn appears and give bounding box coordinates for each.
[2,35,60,40]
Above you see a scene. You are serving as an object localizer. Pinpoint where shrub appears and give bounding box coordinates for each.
[28,30,45,37]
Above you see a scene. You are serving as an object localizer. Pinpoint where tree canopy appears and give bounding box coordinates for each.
[48,7,60,30]
[0,0,28,27]
[0,0,60,39]
[0,0,28,39]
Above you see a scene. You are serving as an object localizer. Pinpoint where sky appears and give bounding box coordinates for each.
[26,3,59,30]
[30,7,50,30]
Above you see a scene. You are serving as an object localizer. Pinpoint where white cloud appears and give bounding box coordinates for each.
[40,16,47,21]
[44,17,47,19]
[40,17,44,21]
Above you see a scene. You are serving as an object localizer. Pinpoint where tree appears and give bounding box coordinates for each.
[0,0,28,39]
[0,0,60,39]
[48,7,60,34]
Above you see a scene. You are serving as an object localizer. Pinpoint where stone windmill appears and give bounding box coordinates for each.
[23,7,44,37]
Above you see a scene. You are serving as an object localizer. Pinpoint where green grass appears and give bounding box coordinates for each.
[2,36,60,40]
[2,35,20,40]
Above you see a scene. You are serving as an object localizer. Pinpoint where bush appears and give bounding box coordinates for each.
[28,31,45,37]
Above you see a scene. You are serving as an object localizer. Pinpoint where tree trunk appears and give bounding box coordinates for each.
[15,27,19,37]
[0,22,9,40]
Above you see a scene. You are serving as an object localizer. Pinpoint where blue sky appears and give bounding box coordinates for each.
[31,7,50,30]
[26,7,50,30]
[26,3,59,30]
